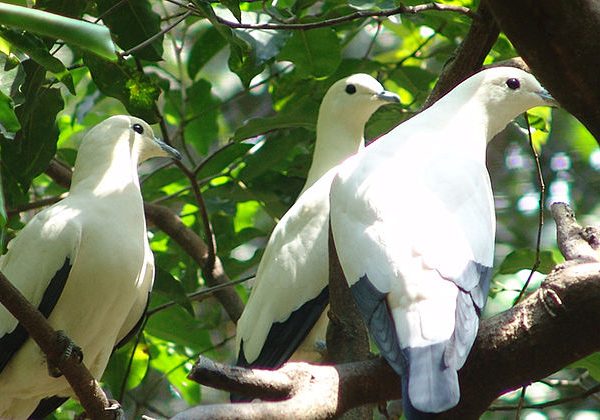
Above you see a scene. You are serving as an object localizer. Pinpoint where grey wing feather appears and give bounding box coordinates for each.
[350,275,406,376]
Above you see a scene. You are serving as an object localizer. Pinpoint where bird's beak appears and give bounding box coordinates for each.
[376,90,400,104]
[155,138,182,160]
[537,88,559,107]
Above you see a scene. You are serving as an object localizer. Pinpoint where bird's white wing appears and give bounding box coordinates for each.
[236,171,335,367]
[115,239,154,347]
[0,203,82,373]
[330,145,494,413]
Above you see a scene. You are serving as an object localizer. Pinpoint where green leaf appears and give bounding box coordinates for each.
[184,79,220,155]
[232,92,319,141]
[146,294,211,351]
[278,28,341,78]
[0,28,75,94]
[102,340,150,394]
[153,267,194,316]
[498,249,557,275]
[221,0,241,22]
[1,60,63,207]
[84,54,159,123]
[0,3,116,60]
[0,173,6,228]
[571,353,600,381]
[35,0,87,19]
[96,0,163,61]
[147,338,201,405]
[187,27,227,79]
[196,143,252,180]
[0,90,20,139]
[238,132,308,181]
[191,2,264,86]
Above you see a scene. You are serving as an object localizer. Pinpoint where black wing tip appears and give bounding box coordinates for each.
[239,287,329,369]
[29,396,69,419]
[0,258,72,375]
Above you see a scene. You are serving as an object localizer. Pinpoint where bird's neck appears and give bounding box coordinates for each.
[428,96,500,162]
[70,137,142,199]
[302,118,365,192]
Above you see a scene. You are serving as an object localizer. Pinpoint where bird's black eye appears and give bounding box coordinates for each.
[132,123,144,134]
[506,78,520,90]
[345,84,357,95]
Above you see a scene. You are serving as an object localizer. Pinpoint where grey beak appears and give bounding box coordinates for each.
[376,90,400,103]
[156,138,182,160]
[538,88,559,107]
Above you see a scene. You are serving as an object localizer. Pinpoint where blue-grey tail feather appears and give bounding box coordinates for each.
[444,291,479,370]
[350,275,460,419]
[350,275,406,377]
[405,344,459,414]
[401,377,438,420]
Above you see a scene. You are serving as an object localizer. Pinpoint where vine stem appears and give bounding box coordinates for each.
[513,112,545,305]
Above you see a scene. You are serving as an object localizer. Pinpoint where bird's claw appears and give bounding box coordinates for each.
[105,399,125,419]
[47,330,84,378]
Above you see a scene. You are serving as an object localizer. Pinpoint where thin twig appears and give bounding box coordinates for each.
[514,113,545,305]
[363,20,382,59]
[213,3,476,30]
[120,10,192,58]
[164,0,475,30]
[514,385,527,419]
[157,115,218,271]
[146,275,253,316]
[7,194,67,217]
[118,319,147,401]
[489,383,600,411]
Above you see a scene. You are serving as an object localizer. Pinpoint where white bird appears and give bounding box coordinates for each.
[0,115,181,419]
[235,74,399,370]
[329,67,556,418]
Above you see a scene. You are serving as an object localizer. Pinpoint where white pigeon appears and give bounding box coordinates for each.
[0,115,181,419]
[235,74,399,370]
[329,67,556,418]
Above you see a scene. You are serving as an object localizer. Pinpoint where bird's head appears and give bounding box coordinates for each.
[442,66,557,139]
[474,66,557,110]
[318,73,400,128]
[88,115,182,164]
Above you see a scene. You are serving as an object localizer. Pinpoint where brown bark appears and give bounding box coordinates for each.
[486,0,600,142]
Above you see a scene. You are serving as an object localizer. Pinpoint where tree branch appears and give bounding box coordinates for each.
[45,160,245,322]
[326,222,372,419]
[424,0,499,107]
[180,203,600,419]
[486,0,600,142]
[0,270,114,419]
[325,221,369,364]
[165,0,477,31]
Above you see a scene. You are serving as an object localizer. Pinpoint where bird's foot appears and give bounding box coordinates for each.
[47,330,84,378]
[105,399,125,419]
[314,340,327,357]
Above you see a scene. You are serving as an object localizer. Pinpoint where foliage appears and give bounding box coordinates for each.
[0,0,599,418]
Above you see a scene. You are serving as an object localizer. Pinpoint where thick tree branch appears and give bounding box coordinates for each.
[325,222,369,364]
[326,222,372,419]
[0,271,114,419]
[486,0,600,142]
[144,203,244,321]
[181,203,600,419]
[45,160,244,322]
